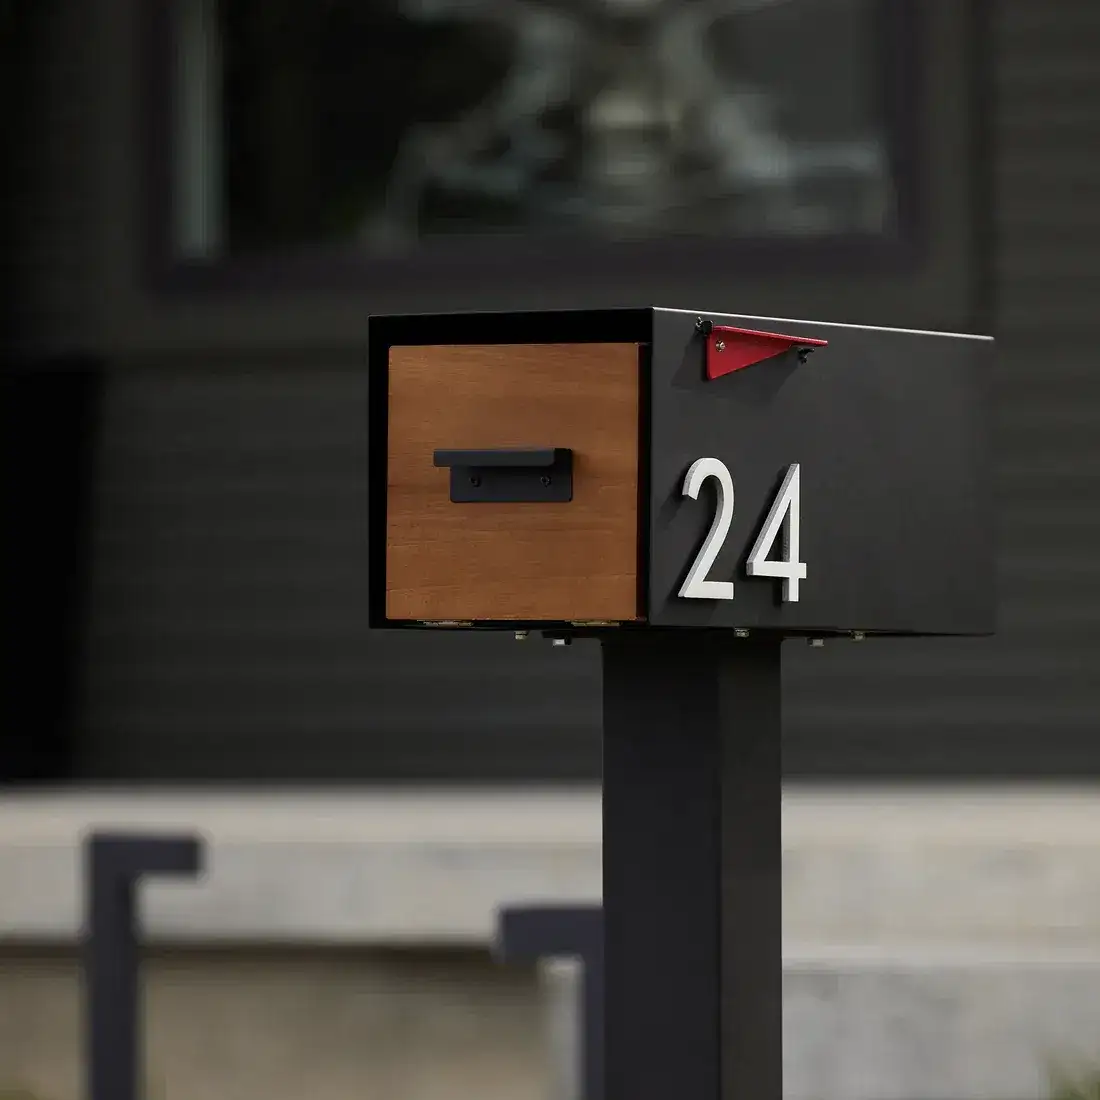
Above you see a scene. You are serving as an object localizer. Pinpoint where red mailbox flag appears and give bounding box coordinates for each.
[705,324,829,380]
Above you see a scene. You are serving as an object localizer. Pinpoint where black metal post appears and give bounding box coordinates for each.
[84,832,203,1100]
[497,904,604,1100]
[601,634,782,1100]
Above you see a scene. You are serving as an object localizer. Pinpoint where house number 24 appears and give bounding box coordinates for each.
[679,459,806,603]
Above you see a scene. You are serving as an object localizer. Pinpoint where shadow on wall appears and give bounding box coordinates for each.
[1,358,104,784]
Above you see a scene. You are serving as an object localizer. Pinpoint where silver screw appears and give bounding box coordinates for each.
[551,638,571,648]
[808,638,825,648]
[714,339,726,352]
[734,628,750,639]
[514,631,529,641]
[851,631,866,642]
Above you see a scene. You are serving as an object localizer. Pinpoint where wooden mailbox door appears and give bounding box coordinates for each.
[385,342,642,623]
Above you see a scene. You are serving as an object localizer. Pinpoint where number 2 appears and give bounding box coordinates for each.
[678,459,806,603]
[678,458,736,600]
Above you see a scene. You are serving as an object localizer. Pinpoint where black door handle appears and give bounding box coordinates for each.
[432,447,573,502]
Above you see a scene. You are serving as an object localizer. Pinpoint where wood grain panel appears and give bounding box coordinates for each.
[386,343,641,622]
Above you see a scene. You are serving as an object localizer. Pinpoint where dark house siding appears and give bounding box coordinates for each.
[9,0,1100,782]
[785,0,1100,776]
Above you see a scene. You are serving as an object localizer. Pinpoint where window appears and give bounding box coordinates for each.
[153,0,917,274]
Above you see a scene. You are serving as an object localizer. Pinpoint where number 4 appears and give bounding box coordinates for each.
[746,463,806,602]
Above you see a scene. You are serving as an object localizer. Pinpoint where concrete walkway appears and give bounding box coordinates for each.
[3,786,1100,1098]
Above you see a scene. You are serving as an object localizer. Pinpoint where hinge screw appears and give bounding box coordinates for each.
[808,638,825,648]
[714,339,726,352]
[515,631,529,641]
[735,629,750,639]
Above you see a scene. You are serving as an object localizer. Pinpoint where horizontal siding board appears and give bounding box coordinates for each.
[995,7,1100,35]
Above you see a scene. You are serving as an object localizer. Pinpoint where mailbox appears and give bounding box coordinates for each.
[369,307,993,636]
[370,304,994,1100]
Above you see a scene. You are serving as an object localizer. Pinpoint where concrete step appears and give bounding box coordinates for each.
[3,788,1100,948]
[546,953,1100,1100]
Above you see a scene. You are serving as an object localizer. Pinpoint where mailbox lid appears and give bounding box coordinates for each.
[384,342,642,623]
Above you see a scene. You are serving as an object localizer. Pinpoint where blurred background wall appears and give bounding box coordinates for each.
[2,1,1099,1098]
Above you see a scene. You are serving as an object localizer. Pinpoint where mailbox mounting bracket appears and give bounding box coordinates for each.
[433,447,573,503]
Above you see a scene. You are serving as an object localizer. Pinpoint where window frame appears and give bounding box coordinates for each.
[139,0,924,296]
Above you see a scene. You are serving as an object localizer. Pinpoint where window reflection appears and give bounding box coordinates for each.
[175,0,898,259]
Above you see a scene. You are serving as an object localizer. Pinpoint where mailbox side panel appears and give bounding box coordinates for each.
[648,309,994,635]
